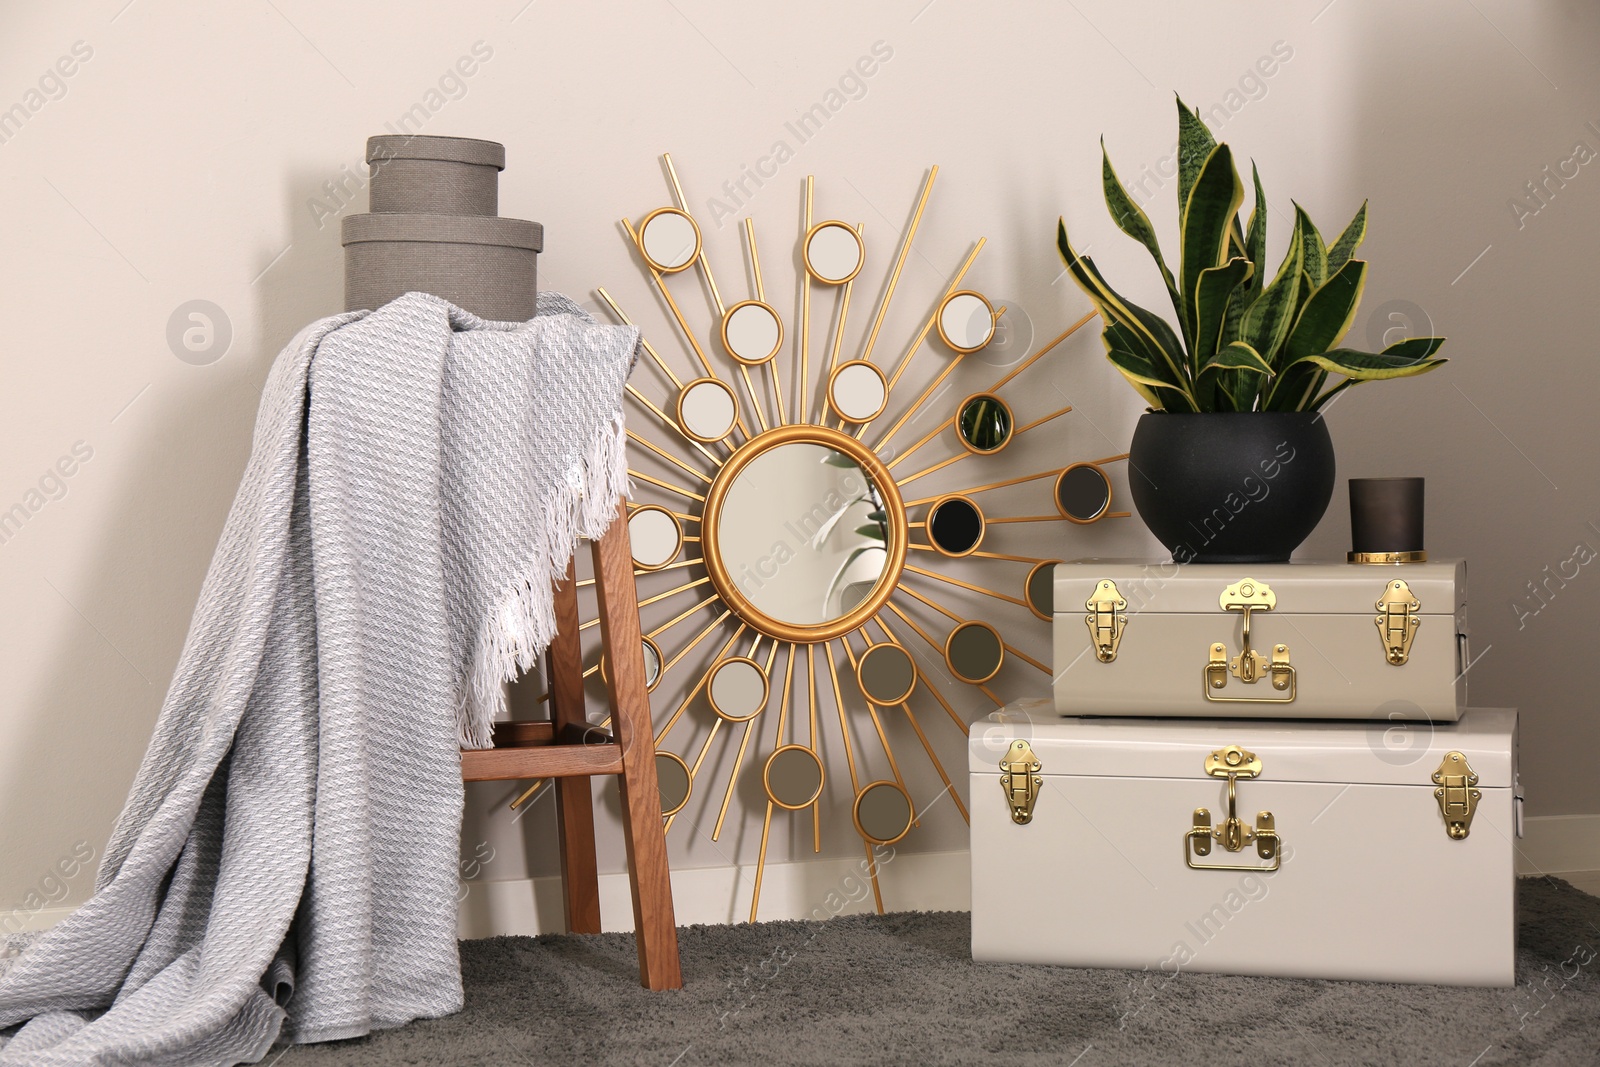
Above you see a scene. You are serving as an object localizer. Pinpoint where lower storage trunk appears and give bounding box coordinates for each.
[969,700,1519,986]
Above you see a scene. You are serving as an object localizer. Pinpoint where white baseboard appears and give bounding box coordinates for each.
[458,848,970,938]
[1516,814,1600,876]
[13,818,1597,942]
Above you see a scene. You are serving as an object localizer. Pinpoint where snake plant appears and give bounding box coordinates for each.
[1057,97,1446,413]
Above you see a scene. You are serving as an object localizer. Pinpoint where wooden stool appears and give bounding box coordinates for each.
[460,505,682,990]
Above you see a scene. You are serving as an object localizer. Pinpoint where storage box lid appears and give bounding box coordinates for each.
[1054,558,1465,617]
[366,134,505,170]
[969,698,1514,787]
[341,212,543,251]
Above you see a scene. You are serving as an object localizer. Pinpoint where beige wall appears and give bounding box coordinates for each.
[1,0,1594,914]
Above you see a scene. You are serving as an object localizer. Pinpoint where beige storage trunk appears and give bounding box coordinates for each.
[969,699,1519,986]
[1053,559,1468,721]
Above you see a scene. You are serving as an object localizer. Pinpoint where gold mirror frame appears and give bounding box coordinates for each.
[701,423,908,644]
[517,154,1129,924]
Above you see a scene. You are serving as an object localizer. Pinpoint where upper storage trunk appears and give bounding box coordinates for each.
[1053,559,1468,721]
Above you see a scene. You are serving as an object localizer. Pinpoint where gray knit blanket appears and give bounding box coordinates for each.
[0,292,637,1065]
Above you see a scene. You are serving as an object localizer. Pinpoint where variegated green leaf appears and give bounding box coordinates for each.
[1285,259,1368,358]
[1180,144,1244,345]
[1202,339,1274,375]
[1193,256,1254,370]
[1101,138,1182,325]
[1279,347,1448,380]
[1326,200,1368,273]
[1175,95,1218,216]
[1297,204,1328,290]
[1244,162,1268,299]
[1240,209,1305,364]
[1105,330,1199,412]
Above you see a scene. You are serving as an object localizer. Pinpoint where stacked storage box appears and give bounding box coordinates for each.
[969,559,1520,986]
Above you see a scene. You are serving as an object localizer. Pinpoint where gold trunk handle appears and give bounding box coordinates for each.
[1203,578,1296,703]
[1185,745,1282,871]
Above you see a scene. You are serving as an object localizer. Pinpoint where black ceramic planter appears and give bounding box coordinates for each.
[1127,412,1336,564]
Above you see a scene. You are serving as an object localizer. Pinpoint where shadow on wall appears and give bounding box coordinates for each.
[0,168,347,911]
[1309,1,1600,815]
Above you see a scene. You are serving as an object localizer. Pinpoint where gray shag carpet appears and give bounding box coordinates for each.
[278,878,1599,1066]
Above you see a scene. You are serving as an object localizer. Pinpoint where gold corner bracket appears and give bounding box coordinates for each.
[1084,578,1128,663]
[1000,739,1042,824]
[1432,750,1480,840]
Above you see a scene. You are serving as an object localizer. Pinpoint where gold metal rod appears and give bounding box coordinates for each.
[646,594,721,640]
[658,608,734,678]
[1088,452,1132,466]
[738,364,770,434]
[843,635,913,814]
[656,623,745,745]
[625,385,723,466]
[985,310,1098,394]
[904,468,1057,507]
[904,563,1030,608]
[800,175,814,424]
[885,416,954,471]
[777,642,797,744]
[826,224,862,377]
[744,217,766,302]
[629,469,705,502]
[766,357,787,431]
[978,683,1006,707]
[807,644,818,749]
[882,238,986,401]
[952,547,1047,565]
[864,839,885,914]
[635,575,711,611]
[879,608,970,734]
[666,510,701,523]
[659,154,726,316]
[813,799,821,853]
[750,800,774,923]
[636,556,705,578]
[665,717,725,835]
[897,693,969,823]
[824,640,861,794]
[1015,404,1075,435]
[765,639,780,672]
[877,332,971,452]
[713,718,756,840]
[508,778,547,810]
[897,586,1050,675]
[895,448,971,487]
[627,430,713,483]
[598,287,683,389]
[987,513,1075,524]
[860,165,937,366]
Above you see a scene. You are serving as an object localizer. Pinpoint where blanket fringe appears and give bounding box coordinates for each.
[457,412,631,749]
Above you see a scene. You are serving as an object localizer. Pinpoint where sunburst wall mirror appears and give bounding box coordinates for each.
[511,155,1128,921]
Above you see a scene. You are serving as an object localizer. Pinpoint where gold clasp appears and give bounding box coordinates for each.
[1202,578,1296,702]
[1376,579,1422,665]
[1084,578,1128,663]
[1185,745,1281,871]
[999,739,1042,825]
[1432,750,1480,840]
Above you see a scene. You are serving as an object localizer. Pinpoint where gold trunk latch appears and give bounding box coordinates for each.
[999,739,1042,825]
[1432,750,1480,840]
[1185,745,1281,871]
[1084,578,1128,663]
[1376,579,1422,665]
[1202,578,1296,702]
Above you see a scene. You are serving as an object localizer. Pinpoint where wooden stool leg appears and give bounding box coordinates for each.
[547,559,602,935]
[592,509,683,990]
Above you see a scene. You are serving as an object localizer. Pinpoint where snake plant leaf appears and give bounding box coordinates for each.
[1104,325,1199,412]
[1196,340,1272,410]
[1193,256,1255,369]
[1279,345,1448,380]
[1285,259,1368,359]
[1175,95,1218,215]
[1297,203,1329,290]
[1244,162,1268,298]
[1179,144,1244,351]
[1058,218,1190,393]
[1240,209,1306,365]
[1101,138,1182,326]
[1326,200,1368,274]
[1265,259,1369,410]
[1202,339,1274,375]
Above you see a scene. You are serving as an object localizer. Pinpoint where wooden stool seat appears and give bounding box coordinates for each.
[461,504,682,990]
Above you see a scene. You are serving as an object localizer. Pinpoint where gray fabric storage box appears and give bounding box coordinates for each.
[366,135,504,216]
[342,213,542,322]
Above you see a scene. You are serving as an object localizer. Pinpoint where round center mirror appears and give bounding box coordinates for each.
[936,291,996,353]
[721,300,783,365]
[703,426,907,642]
[804,221,864,284]
[638,207,701,273]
